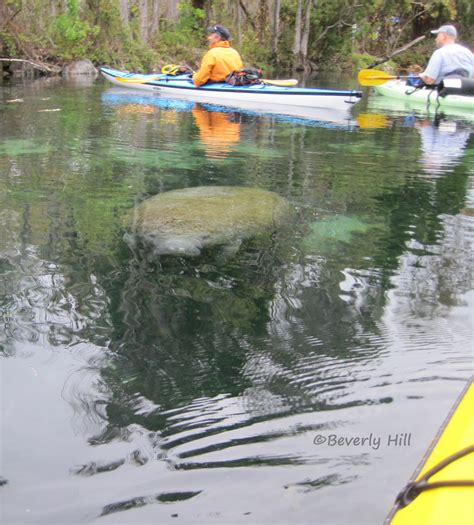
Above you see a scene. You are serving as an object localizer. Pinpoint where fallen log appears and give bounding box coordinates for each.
[0,57,61,74]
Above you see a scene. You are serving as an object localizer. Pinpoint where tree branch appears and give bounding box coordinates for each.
[368,35,425,68]
[313,1,362,45]
[390,6,428,51]
[0,6,22,30]
[238,0,256,31]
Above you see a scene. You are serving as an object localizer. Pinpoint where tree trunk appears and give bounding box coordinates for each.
[300,0,313,70]
[118,0,129,28]
[165,0,179,22]
[205,1,214,25]
[138,0,148,42]
[233,1,242,45]
[271,0,281,64]
[258,0,268,43]
[150,0,161,37]
[293,0,303,58]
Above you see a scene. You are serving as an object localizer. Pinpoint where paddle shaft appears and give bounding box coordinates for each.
[364,74,410,80]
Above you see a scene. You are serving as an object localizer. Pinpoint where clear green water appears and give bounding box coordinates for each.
[1,76,473,524]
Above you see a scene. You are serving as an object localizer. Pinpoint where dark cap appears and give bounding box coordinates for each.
[207,24,231,40]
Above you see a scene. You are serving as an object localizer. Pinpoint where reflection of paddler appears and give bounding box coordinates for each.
[416,119,470,175]
[192,105,241,158]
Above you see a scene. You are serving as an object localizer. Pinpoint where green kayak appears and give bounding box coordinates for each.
[372,79,474,118]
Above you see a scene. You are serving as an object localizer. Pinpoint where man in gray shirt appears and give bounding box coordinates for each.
[419,24,473,85]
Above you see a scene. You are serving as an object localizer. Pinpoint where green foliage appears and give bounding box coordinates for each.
[159,4,205,46]
[177,2,206,34]
[51,0,100,60]
[351,53,378,70]
[429,0,457,20]
[240,31,273,70]
[2,0,473,72]
[0,30,18,56]
[154,4,205,64]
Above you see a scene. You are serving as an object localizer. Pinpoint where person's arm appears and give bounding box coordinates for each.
[419,73,436,85]
[419,49,442,85]
[193,52,215,87]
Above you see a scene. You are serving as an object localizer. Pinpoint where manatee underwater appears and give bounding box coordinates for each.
[126,186,294,257]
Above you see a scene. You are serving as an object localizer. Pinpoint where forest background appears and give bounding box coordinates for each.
[1,0,473,76]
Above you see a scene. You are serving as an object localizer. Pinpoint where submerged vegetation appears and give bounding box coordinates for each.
[1,0,473,75]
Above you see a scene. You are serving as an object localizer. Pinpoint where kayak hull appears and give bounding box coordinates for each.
[102,87,358,128]
[374,80,474,111]
[386,379,474,525]
[100,67,362,113]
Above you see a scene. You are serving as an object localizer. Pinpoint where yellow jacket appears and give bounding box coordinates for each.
[193,41,243,87]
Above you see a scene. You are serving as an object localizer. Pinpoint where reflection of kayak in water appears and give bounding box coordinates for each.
[101,88,358,129]
[371,80,474,119]
[386,378,474,525]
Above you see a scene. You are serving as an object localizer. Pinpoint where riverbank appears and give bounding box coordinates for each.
[3,1,469,82]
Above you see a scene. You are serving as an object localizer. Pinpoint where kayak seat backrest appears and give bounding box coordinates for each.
[437,78,474,97]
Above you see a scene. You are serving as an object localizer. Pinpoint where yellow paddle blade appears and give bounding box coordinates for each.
[262,78,298,87]
[358,69,397,86]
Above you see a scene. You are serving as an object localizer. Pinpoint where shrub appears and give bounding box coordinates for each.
[52,0,99,60]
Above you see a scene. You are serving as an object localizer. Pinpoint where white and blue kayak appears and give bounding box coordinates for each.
[100,66,362,114]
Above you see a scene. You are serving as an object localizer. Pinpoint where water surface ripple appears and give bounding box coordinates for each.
[1,78,473,524]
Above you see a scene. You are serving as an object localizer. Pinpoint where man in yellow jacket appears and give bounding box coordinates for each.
[193,25,243,87]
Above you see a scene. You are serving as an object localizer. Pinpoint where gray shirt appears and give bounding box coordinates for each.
[423,43,473,84]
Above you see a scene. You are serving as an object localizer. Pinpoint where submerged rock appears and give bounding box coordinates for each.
[127,186,293,257]
[62,59,97,77]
